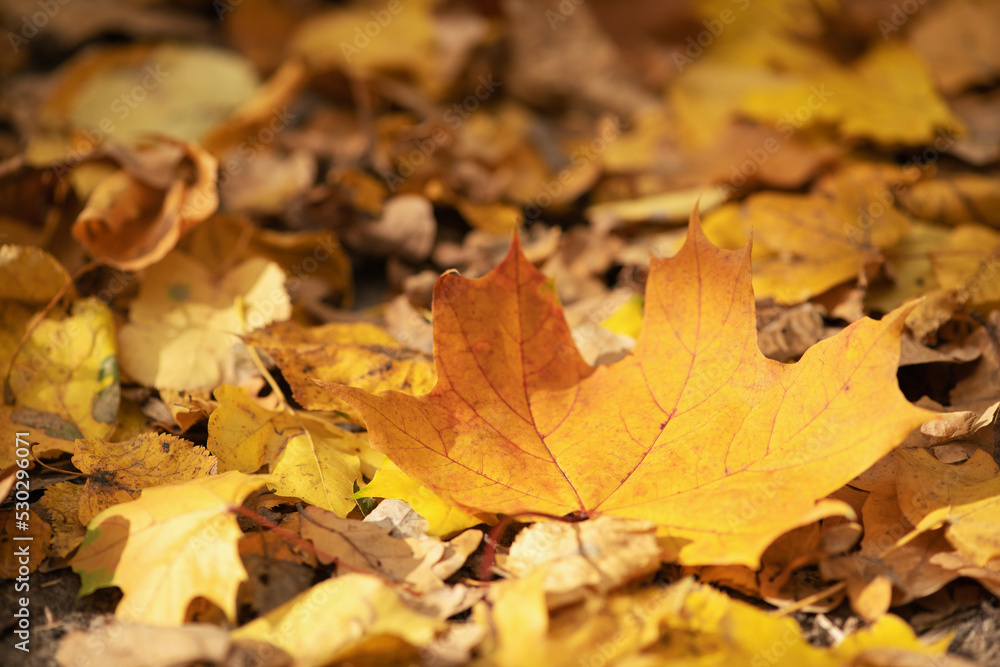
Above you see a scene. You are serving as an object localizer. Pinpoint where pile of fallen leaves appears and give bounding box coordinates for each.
[1,0,1000,665]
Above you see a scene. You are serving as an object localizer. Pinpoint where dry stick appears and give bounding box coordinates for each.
[772,581,847,617]
[236,296,289,412]
[3,259,99,404]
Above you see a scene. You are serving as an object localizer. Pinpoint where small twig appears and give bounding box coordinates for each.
[813,612,846,646]
[773,581,847,617]
[236,296,289,412]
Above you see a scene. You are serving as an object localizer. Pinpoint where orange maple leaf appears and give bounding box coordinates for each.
[329,213,930,566]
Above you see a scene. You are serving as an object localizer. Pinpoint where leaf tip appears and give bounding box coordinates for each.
[683,201,715,254]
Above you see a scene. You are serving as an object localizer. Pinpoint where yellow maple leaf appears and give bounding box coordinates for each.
[231,573,444,667]
[749,192,907,305]
[72,471,268,626]
[671,15,959,149]
[331,213,930,567]
[741,42,960,145]
[207,385,365,516]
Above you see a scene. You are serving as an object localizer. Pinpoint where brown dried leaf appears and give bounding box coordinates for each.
[72,139,218,271]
